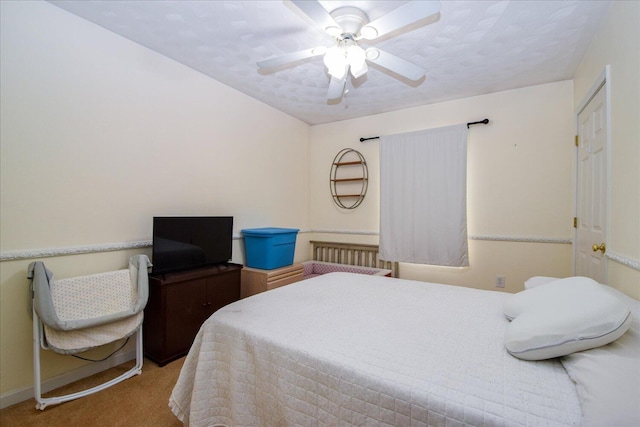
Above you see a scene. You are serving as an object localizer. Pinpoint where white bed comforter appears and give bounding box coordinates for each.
[170,273,582,426]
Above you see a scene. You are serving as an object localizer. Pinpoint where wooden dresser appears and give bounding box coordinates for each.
[241,263,304,298]
[144,263,242,366]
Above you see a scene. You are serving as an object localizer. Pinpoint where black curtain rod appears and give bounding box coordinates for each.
[359,118,490,142]
[466,118,489,128]
[359,136,380,142]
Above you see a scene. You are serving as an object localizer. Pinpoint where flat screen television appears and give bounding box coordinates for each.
[151,216,233,275]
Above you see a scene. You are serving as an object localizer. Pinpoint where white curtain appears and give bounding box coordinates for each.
[379,124,469,267]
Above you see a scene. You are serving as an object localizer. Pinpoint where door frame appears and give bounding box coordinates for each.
[573,65,612,277]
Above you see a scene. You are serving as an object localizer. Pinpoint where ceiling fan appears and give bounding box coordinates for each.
[257,1,441,101]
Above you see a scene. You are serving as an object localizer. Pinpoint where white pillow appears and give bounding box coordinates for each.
[503,277,632,360]
[560,287,640,426]
[523,276,558,290]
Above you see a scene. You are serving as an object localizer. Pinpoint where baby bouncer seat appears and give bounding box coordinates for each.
[28,254,151,410]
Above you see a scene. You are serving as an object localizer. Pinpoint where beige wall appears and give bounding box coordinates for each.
[572,0,640,299]
[0,1,310,396]
[309,81,575,292]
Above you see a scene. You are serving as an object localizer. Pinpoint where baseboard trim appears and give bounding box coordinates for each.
[0,349,136,410]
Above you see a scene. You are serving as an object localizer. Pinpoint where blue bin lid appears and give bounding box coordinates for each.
[241,227,299,236]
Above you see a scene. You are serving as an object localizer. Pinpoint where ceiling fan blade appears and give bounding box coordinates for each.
[361,1,441,40]
[290,0,341,35]
[327,75,346,100]
[257,47,326,69]
[366,48,425,81]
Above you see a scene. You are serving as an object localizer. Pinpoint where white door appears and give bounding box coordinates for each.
[575,83,608,283]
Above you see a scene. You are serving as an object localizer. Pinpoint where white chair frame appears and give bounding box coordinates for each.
[32,307,144,410]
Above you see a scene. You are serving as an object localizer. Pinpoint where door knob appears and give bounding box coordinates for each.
[592,243,606,254]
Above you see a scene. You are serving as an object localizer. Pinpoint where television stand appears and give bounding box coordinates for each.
[143,263,242,366]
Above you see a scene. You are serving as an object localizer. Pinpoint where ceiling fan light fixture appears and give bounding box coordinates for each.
[324,46,347,79]
[347,45,367,78]
[350,61,367,79]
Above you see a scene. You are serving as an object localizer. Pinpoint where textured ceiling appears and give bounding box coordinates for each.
[48,0,611,125]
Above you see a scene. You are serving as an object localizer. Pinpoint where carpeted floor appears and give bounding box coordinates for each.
[0,357,185,426]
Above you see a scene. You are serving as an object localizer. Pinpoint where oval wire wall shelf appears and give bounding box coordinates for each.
[330,148,368,209]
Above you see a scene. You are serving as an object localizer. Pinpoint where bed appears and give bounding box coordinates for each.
[309,240,399,278]
[302,260,392,279]
[169,273,639,427]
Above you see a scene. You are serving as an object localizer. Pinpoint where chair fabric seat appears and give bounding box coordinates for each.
[41,268,144,354]
[50,269,135,321]
[44,312,143,354]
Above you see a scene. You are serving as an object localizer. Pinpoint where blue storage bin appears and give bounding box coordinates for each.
[242,227,299,270]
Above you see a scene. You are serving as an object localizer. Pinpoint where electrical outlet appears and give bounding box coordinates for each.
[495,275,505,288]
